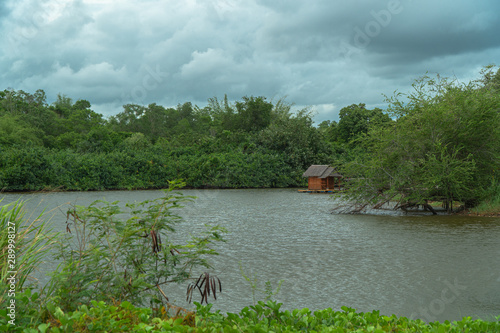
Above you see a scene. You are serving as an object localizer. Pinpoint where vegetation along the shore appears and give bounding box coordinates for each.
[1,66,500,329]
[1,66,499,214]
[338,66,500,215]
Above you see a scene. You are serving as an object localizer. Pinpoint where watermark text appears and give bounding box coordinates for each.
[5,221,17,326]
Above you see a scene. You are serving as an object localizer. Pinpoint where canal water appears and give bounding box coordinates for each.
[2,188,500,322]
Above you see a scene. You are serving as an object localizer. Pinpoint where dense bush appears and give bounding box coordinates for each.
[0,91,336,191]
[0,145,308,191]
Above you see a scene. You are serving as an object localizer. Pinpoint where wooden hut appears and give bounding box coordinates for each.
[302,165,342,191]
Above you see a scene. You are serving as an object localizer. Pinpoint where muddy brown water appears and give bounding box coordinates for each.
[2,188,500,322]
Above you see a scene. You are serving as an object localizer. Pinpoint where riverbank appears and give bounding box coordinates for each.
[468,185,500,216]
[460,209,500,217]
[0,184,304,194]
[330,194,500,217]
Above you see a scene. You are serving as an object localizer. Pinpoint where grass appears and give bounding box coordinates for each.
[0,199,58,304]
[471,198,500,216]
[470,182,500,216]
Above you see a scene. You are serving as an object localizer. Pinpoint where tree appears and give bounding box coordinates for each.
[121,132,151,150]
[257,106,330,170]
[235,96,273,132]
[336,103,391,143]
[479,64,500,92]
[47,182,225,311]
[0,114,44,146]
[341,69,500,213]
[52,94,73,118]
[73,99,91,110]
[0,89,47,115]
[317,119,340,143]
[206,94,237,133]
[109,104,146,133]
[140,103,170,139]
[206,95,273,133]
[66,109,105,134]
[76,126,123,153]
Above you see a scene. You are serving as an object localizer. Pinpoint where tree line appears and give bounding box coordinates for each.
[1,65,498,214]
[0,91,387,191]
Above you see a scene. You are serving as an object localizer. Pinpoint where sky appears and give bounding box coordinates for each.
[1,0,499,123]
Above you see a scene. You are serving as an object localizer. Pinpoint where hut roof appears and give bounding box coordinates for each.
[302,165,342,178]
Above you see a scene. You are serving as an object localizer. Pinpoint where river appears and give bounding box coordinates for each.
[2,188,500,322]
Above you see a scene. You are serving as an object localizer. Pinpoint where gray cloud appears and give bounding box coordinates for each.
[1,0,499,122]
[0,2,13,20]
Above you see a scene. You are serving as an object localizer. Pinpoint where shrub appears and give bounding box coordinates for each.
[0,200,58,328]
[44,181,226,312]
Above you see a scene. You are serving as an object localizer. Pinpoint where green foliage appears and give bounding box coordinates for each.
[0,145,56,191]
[0,114,44,147]
[0,201,39,299]
[196,301,500,332]
[64,107,105,134]
[51,94,73,118]
[75,126,124,153]
[341,69,500,212]
[122,132,151,150]
[45,181,226,312]
[1,68,497,213]
[472,180,500,215]
[234,96,273,132]
[257,107,331,170]
[335,103,391,144]
[3,297,499,332]
[317,104,391,167]
[0,201,57,328]
[0,296,197,333]
[0,91,332,191]
[0,138,308,191]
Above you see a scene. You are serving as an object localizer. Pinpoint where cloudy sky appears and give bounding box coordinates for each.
[1,0,499,122]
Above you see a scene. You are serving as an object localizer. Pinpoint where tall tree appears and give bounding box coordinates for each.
[341,70,500,212]
[52,94,73,118]
[336,103,391,143]
[235,96,273,132]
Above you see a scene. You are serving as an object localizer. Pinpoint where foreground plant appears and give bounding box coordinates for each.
[11,299,499,332]
[1,200,52,297]
[0,199,57,328]
[45,180,226,312]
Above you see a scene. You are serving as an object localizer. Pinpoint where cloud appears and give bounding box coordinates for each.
[362,1,500,61]
[0,0,499,121]
[0,2,14,20]
[13,61,128,108]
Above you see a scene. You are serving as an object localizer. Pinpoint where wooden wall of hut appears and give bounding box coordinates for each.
[308,176,337,190]
[308,177,323,190]
[326,177,335,189]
